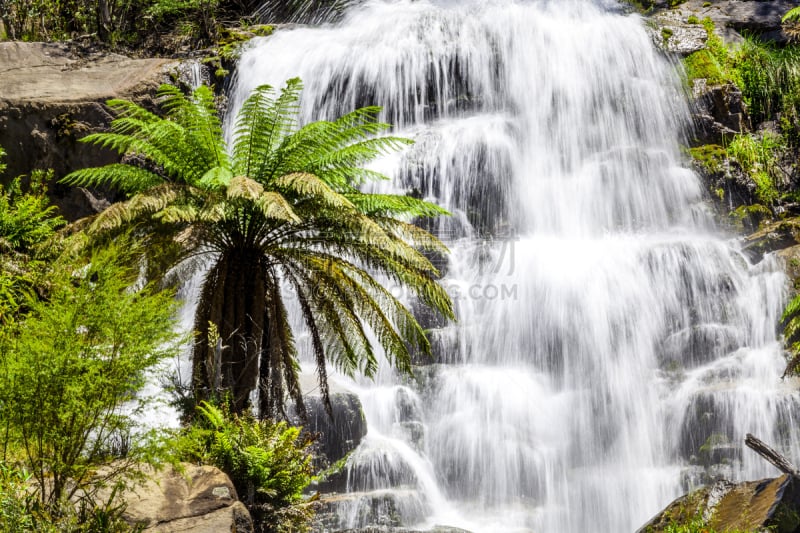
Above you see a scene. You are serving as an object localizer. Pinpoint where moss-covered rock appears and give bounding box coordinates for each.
[638,475,800,533]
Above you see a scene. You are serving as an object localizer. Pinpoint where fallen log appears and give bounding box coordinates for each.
[745,433,800,477]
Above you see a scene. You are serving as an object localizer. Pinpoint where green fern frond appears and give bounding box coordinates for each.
[196,400,226,429]
[62,164,163,193]
[782,293,800,322]
[347,193,450,218]
[233,79,303,180]
[783,6,800,23]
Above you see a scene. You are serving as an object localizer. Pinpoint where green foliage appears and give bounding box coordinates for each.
[687,15,699,25]
[730,203,772,230]
[733,38,800,132]
[661,516,741,533]
[0,463,140,533]
[0,464,35,531]
[145,0,220,41]
[726,132,784,205]
[783,7,800,24]
[0,171,65,255]
[176,401,314,532]
[0,242,180,509]
[0,172,65,326]
[0,0,232,47]
[683,19,734,86]
[63,80,454,418]
[730,39,800,148]
[782,293,800,375]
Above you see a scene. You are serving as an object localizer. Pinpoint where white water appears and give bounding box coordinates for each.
[229,0,800,531]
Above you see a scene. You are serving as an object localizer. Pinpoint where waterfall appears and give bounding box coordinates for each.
[228,0,800,531]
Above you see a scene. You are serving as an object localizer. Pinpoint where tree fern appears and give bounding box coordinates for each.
[63,79,454,418]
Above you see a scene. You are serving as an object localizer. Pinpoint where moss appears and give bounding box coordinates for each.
[684,49,727,85]
[687,15,699,24]
[662,27,674,42]
[689,144,726,173]
[699,433,729,455]
[731,204,772,231]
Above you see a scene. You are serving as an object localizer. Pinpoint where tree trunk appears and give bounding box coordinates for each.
[96,0,112,41]
[745,433,800,477]
[193,248,267,413]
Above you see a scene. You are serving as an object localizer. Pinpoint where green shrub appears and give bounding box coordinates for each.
[0,464,35,531]
[176,401,315,532]
[0,171,65,326]
[0,462,139,533]
[0,242,180,510]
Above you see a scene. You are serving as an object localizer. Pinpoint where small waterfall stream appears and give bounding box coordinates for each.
[227,0,800,531]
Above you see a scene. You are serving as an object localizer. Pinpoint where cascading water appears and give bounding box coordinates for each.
[227,0,800,531]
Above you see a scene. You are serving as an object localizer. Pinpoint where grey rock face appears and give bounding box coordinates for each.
[0,41,180,219]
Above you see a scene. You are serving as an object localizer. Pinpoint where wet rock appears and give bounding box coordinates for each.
[742,219,800,263]
[690,82,749,146]
[312,490,430,532]
[678,393,735,463]
[295,374,367,470]
[690,144,756,217]
[638,474,800,533]
[339,526,470,533]
[779,245,800,296]
[659,324,740,368]
[649,11,709,55]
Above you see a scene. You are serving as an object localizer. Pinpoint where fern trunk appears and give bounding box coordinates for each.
[194,248,268,413]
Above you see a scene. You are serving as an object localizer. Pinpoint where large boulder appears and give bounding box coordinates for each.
[638,474,800,533]
[312,490,431,532]
[295,373,367,470]
[0,41,180,219]
[96,464,254,533]
[649,1,795,46]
